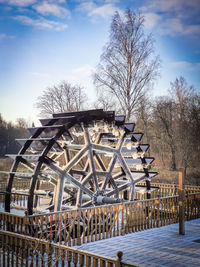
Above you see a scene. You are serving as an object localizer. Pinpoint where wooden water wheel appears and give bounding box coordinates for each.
[1,109,157,215]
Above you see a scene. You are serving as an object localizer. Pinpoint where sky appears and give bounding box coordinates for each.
[0,0,200,126]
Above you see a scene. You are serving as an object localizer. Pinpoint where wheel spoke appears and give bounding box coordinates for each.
[2,109,157,214]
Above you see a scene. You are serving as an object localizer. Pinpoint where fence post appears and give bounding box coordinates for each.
[186,191,189,221]
[116,251,123,267]
[178,170,185,235]
[156,194,160,228]
[121,202,125,236]
[77,209,81,246]
[46,240,52,267]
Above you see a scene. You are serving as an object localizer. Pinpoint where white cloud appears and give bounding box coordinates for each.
[0,33,7,39]
[31,72,50,78]
[89,3,117,18]
[14,15,68,31]
[33,1,71,18]
[0,33,14,39]
[143,13,161,29]
[0,0,66,5]
[184,25,200,35]
[51,0,66,2]
[140,0,200,37]
[171,61,200,71]
[104,0,119,3]
[66,64,96,101]
[158,18,183,35]
[158,18,200,36]
[77,1,119,19]
[141,0,200,13]
[72,64,95,76]
[0,0,37,6]
[77,1,95,13]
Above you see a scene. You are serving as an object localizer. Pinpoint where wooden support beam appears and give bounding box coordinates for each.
[101,133,125,192]
[53,175,65,212]
[106,182,130,197]
[76,158,90,207]
[178,169,185,235]
[43,159,94,198]
[63,145,88,172]
[116,151,135,200]
[178,170,184,190]
[83,125,99,192]
[94,153,107,171]
[92,143,116,154]
[101,154,117,190]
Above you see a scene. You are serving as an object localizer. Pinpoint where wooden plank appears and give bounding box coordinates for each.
[102,207,105,239]
[79,254,85,267]
[83,125,99,192]
[46,159,95,198]
[91,208,94,242]
[86,255,91,267]
[98,207,101,240]
[179,189,185,235]
[93,257,99,267]
[82,209,86,244]
[95,208,98,241]
[85,209,89,243]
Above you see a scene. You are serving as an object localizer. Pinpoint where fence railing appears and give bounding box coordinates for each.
[0,192,50,211]
[0,192,28,210]
[0,182,199,212]
[137,182,200,198]
[185,192,200,220]
[0,181,199,201]
[0,181,54,191]
[1,193,200,246]
[0,230,136,267]
[0,181,30,190]
[0,195,179,245]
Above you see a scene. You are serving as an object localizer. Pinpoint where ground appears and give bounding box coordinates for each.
[75,219,200,267]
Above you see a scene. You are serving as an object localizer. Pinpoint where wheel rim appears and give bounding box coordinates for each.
[3,109,157,215]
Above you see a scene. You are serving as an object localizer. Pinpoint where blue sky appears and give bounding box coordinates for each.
[0,0,200,125]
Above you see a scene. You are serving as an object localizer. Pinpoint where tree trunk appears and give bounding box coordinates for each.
[126,108,131,122]
[171,145,176,171]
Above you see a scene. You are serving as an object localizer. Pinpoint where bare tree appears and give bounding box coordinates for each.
[93,91,118,111]
[94,9,160,121]
[169,77,196,176]
[152,97,177,171]
[151,77,198,173]
[135,96,152,154]
[16,118,28,128]
[35,81,88,117]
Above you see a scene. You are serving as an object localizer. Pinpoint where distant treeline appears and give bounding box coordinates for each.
[0,77,200,185]
[135,78,200,184]
[0,115,29,156]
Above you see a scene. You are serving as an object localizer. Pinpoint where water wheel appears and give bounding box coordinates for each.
[1,109,157,215]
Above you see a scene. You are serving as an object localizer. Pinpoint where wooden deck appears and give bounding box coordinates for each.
[0,188,200,266]
[75,218,200,267]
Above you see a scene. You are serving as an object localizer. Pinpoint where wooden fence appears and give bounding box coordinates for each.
[185,192,200,220]
[137,182,200,199]
[0,230,136,267]
[27,196,180,245]
[0,192,49,211]
[1,180,199,196]
[0,182,199,211]
[0,192,28,210]
[1,193,200,246]
[0,181,53,191]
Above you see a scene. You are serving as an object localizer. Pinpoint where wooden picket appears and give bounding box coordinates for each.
[0,181,53,191]
[0,230,136,267]
[0,192,200,247]
[1,181,199,208]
